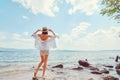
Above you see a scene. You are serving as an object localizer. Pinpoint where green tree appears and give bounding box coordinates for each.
[100,0,120,22]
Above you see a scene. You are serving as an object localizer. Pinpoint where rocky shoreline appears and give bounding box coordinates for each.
[50,58,120,80]
[0,56,120,80]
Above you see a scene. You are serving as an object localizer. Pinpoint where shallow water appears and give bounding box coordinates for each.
[0,49,120,78]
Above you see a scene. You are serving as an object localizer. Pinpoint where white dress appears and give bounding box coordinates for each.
[32,34,57,51]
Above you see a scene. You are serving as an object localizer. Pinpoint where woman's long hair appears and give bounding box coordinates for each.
[42,31,48,34]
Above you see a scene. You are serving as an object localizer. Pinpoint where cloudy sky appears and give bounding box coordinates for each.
[0,0,120,50]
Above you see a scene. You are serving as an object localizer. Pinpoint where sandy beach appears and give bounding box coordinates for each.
[0,61,120,80]
[0,67,101,80]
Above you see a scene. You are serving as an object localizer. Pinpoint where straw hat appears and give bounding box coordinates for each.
[42,27,48,32]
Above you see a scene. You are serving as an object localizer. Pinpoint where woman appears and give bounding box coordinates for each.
[32,27,56,80]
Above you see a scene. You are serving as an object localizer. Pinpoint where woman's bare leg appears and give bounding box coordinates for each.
[34,54,44,78]
[42,54,48,77]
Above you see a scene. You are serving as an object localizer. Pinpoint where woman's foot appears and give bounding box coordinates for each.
[43,77,45,80]
[32,77,38,80]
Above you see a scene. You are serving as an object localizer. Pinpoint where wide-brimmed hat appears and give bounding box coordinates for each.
[42,27,48,32]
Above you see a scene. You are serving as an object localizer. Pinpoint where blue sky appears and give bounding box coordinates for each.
[0,0,120,50]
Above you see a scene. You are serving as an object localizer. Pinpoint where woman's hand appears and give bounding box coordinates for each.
[48,29,55,36]
[37,29,41,31]
[48,29,52,32]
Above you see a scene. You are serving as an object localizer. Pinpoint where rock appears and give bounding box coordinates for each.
[115,55,120,62]
[103,65,114,68]
[102,76,119,80]
[57,71,64,74]
[115,63,120,75]
[85,59,88,61]
[116,69,120,75]
[91,71,102,74]
[89,66,99,71]
[51,70,54,72]
[72,66,83,70]
[78,60,90,67]
[52,64,63,68]
[100,69,109,74]
[115,63,120,69]
[32,66,35,68]
[109,68,114,71]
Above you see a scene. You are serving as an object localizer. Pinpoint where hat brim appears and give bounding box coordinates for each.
[42,30,48,32]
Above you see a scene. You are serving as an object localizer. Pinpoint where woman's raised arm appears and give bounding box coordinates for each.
[33,29,41,34]
[48,29,55,36]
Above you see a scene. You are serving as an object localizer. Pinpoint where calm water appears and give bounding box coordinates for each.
[0,49,120,74]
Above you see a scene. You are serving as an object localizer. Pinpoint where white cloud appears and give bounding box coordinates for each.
[12,32,31,43]
[57,22,91,50]
[0,32,34,49]
[66,0,98,15]
[83,27,120,50]
[13,0,59,17]
[71,22,90,38]
[0,39,34,49]
[57,23,120,50]
[0,33,7,40]
[12,33,21,40]
[12,0,98,16]
[22,15,29,20]
[23,32,29,35]
[1,26,120,50]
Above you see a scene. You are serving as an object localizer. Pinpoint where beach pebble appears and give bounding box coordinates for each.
[91,71,102,74]
[78,60,90,67]
[89,66,99,71]
[88,78,94,80]
[51,70,55,72]
[57,71,64,74]
[52,64,63,68]
[103,65,113,68]
[115,63,120,69]
[72,66,83,70]
[116,69,120,75]
[102,76,119,80]
[100,69,109,74]
[115,64,120,75]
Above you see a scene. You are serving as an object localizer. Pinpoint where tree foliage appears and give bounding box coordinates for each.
[100,0,120,22]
